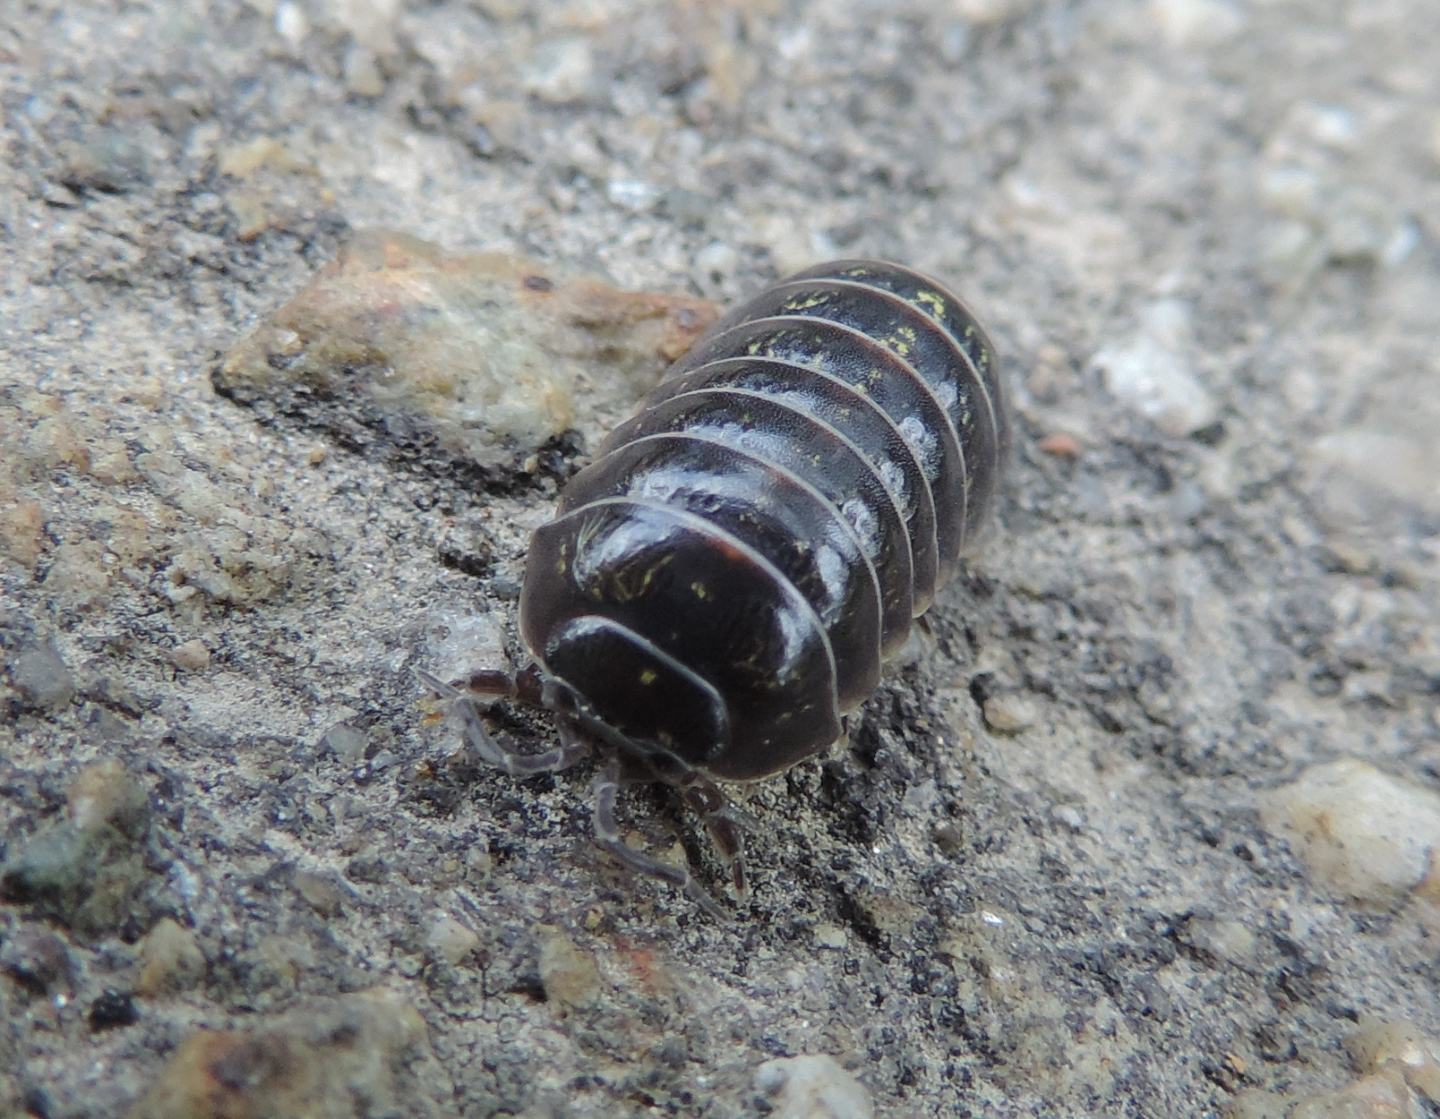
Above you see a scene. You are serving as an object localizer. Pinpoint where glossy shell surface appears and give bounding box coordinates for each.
[519,260,1007,781]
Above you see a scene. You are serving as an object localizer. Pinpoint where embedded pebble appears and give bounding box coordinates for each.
[1226,1089,1294,1119]
[1258,165,1322,221]
[57,130,152,194]
[1,498,46,568]
[0,927,76,996]
[1256,158,1412,279]
[1289,1072,1422,1119]
[216,230,717,472]
[421,609,509,694]
[520,37,596,103]
[425,914,479,966]
[606,178,659,212]
[1305,429,1438,535]
[1092,301,1219,437]
[1151,0,1245,46]
[321,723,368,763]
[754,1055,875,1119]
[168,639,210,672]
[6,636,75,711]
[89,988,139,1031]
[1261,759,1440,905]
[982,692,1038,734]
[1323,190,1404,266]
[124,989,427,1119]
[1051,804,1085,832]
[538,931,602,1011]
[67,758,150,834]
[273,1,308,47]
[953,0,1035,26]
[136,918,206,997]
[1347,1020,1440,1102]
[40,540,111,609]
[1037,431,1083,459]
[695,240,740,284]
[1183,916,1258,969]
[217,136,308,179]
[0,760,155,937]
[343,44,386,97]
[291,869,349,917]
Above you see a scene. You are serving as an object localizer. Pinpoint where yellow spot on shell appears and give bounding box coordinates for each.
[639,668,658,685]
[784,292,831,312]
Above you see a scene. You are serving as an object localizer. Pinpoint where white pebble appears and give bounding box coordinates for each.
[1307,429,1439,532]
[754,1056,875,1119]
[982,693,1038,734]
[426,914,479,966]
[1151,0,1245,46]
[1261,759,1440,905]
[520,37,595,103]
[695,241,740,282]
[274,1,308,46]
[1092,300,1218,437]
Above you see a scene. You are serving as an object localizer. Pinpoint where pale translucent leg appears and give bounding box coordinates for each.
[421,668,746,917]
[592,755,727,920]
[417,669,589,776]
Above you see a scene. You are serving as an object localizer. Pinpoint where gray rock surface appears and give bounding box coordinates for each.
[2,0,1438,1116]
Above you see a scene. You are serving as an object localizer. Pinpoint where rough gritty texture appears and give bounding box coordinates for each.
[2,1,1438,1117]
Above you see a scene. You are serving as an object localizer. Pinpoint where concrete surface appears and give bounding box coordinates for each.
[3,1,1438,1116]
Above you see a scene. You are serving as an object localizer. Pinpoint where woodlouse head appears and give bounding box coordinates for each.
[531,615,732,771]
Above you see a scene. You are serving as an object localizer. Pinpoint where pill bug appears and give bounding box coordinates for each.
[422,259,1007,916]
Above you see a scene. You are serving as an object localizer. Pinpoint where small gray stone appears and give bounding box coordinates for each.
[58,131,151,193]
[320,723,368,763]
[0,926,76,995]
[0,760,156,938]
[8,637,75,711]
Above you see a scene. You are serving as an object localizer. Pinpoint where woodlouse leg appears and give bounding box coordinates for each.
[417,669,590,776]
[458,663,548,707]
[592,755,727,920]
[679,780,754,900]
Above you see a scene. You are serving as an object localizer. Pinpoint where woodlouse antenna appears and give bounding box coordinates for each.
[418,666,747,917]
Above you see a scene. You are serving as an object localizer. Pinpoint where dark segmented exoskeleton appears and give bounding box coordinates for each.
[422,259,1008,916]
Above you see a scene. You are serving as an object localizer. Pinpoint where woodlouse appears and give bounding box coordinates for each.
[423,259,1008,916]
